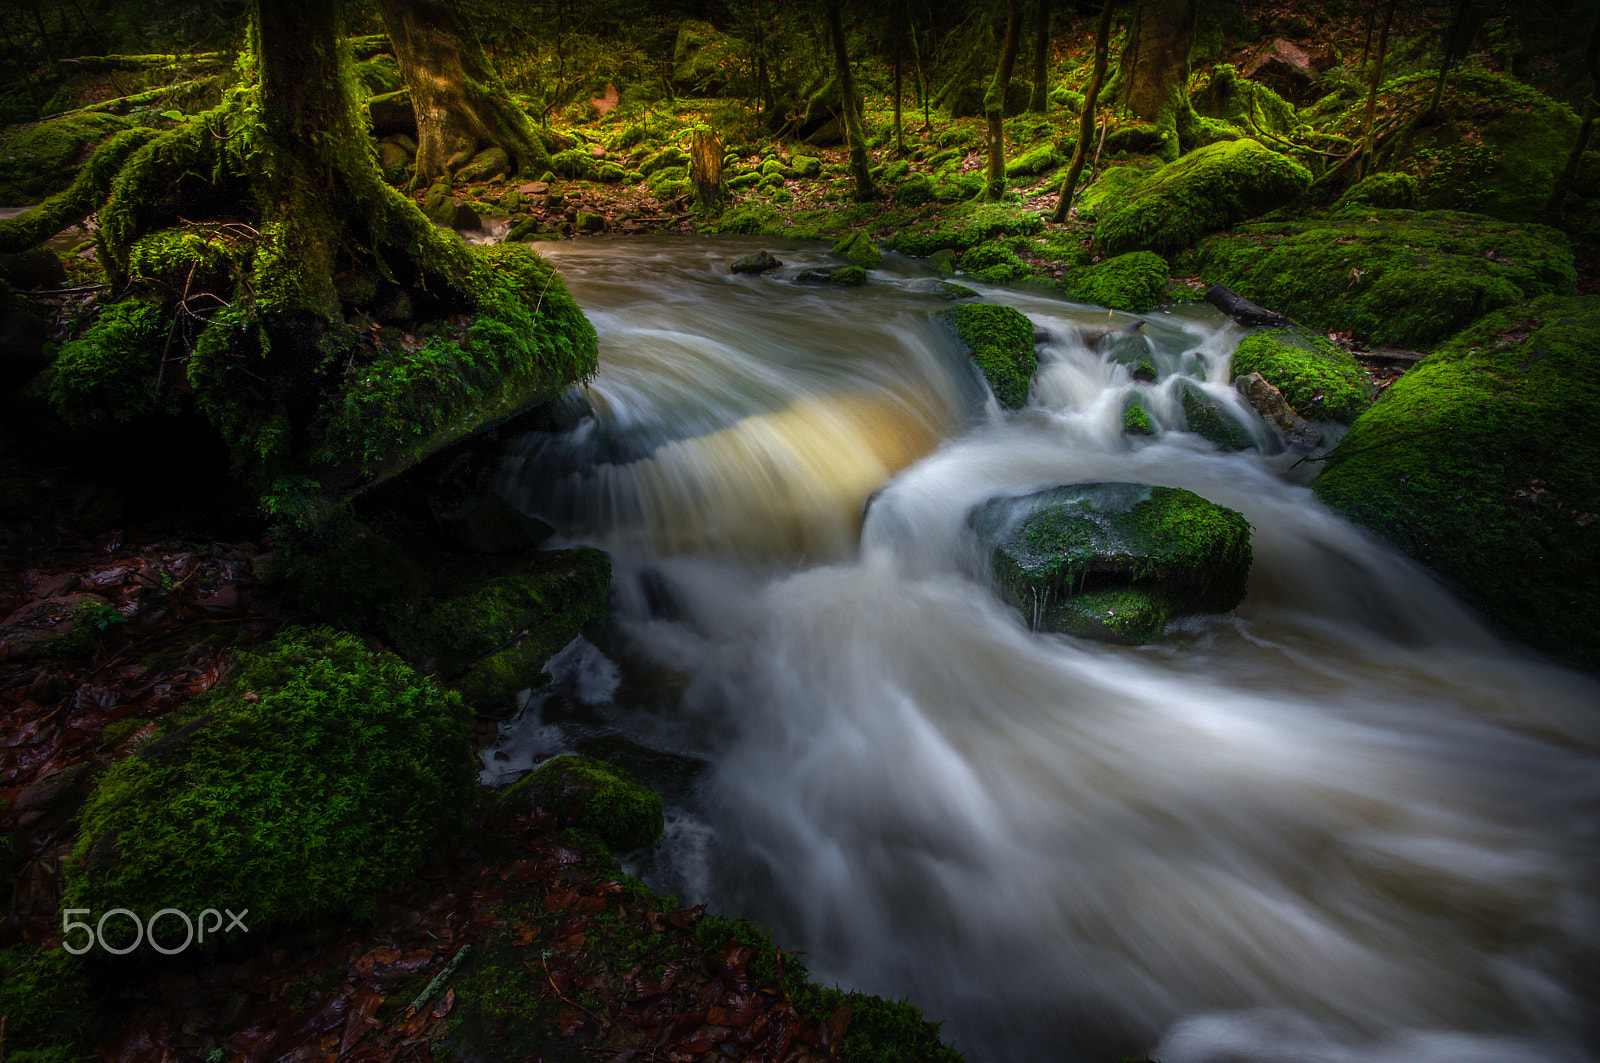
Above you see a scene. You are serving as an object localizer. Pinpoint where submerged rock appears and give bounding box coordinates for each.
[969,482,1252,643]
[1313,294,1600,669]
[939,302,1037,409]
[730,249,782,274]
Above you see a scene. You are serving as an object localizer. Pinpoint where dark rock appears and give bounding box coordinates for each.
[1178,380,1258,450]
[367,88,417,136]
[937,282,979,300]
[575,211,606,233]
[438,489,555,555]
[795,268,835,284]
[1244,39,1317,105]
[450,200,482,231]
[0,247,67,289]
[969,482,1252,642]
[828,265,867,286]
[499,753,663,852]
[832,231,882,269]
[1100,321,1158,381]
[731,249,782,274]
[455,145,510,184]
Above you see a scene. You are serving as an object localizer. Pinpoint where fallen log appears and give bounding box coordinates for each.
[1205,283,1294,328]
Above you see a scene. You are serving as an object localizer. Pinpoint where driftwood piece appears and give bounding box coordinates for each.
[1205,283,1293,328]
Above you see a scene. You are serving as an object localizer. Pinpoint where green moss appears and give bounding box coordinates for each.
[961,243,1028,284]
[1123,396,1157,435]
[791,154,824,179]
[1195,209,1576,348]
[1334,171,1418,211]
[1075,165,1154,221]
[829,265,868,286]
[1068,251,1170,312]
[1005,144,1061,178]
[65,626,474,952]
[1230,328,1367,424]
[970,482,1252,641]
[1180,380,1258,450]
[499,754,663,853]
[1191,64,1298,136]
[1095,140,1311,255]
[0,111,134,204]
[0,127,161,254]
[833,230,882,269]
[127,226,251,295]
[1313,294,1600,668]
[550,147,594,180]
[45,299,169,427]
[0,946,88,1061]
[392,546,610,716]
[940,303,1037,409]
[639,146,690,177]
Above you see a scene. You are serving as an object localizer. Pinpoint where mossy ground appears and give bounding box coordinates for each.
[1313,295,1600,669]
[500,754,664,853]
[1230,328,1368,424]
[1195,209,1577,349]
[64,626,475,952]
[939,302,1037,409]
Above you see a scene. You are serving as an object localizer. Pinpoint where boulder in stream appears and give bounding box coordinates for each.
[499,753,664,853]
[730,249,782,274]
[970,482,1252,643]
[939,302,1037,409]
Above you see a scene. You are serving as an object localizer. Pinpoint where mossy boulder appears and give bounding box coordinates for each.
[1195,209,1577,349]
[969,482,1252,642]
[832,230,881,269]
[41,299,170,427]
[499,754,664,852]
[1095,140,1311,255]
[640,146,690,177]
[64,627,474,952]
[1334,171,1418,211]
[1229,327,1367,423]
[392,546,611,716]
[1005,143,1062,178]
[961,243,1028,284]
[1312,295,1600,669]
[939,302,1037,409]
[1123,395,1157,435]
[1076,165,1154,220]
[455,145,510,184]
[1068,251,1171,312]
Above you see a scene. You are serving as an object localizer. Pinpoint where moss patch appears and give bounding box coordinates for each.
[1095,140,1311,256]
[0,111,133,204]
[499,754,664,853]
[1195,209,1576,349]
[64,626,474,952]
[392,546,610,716]
[939,303,1036,409]
[1312,295,1600,669]
[832,230,882,269]
[0,946,88,1062]
[969,482,1252,642]
[1068,251,1171,313]
[1179,380,1258,450]
[1230,328,1368,424]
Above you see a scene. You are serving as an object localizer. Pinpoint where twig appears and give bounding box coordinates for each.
[406,943,472,1017]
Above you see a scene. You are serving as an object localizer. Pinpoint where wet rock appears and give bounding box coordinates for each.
[449,200,482,231]
[832,231,882,269]
[829,265,867,286]
[13,761,103,828]
[499,753,663,852]
[1236,371,1321,447]
[937,282,979,300]
[940,303,1036,409]
[1100,321,1157,381]
[731,249,782,274]
[437,489,555,555]
[969,482,1252,643]
[929,248,958,277]
[575,211,606,233]
[377,139,412,183]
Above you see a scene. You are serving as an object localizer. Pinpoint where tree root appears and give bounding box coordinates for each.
[0,127,160,254]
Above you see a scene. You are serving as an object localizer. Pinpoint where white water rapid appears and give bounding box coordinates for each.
[489,237,1600,1063]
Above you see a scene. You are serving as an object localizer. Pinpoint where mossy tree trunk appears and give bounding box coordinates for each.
[373,0,551,187]
[1051,0,1114,223]
[825,0,875,201]
[1119,0,1196,162]
[984,0,1023,199]
[1029,0,1052,113]
[892,0,906,154]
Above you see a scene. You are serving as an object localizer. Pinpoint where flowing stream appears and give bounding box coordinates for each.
[485,236,1600,1063]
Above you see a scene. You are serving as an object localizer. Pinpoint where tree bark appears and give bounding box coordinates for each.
[1424,0,1474,123]
[373,0,551,187]
[1029,0,1052,113]
[825,0,875,200]
[1120,0,1196,161]
[1359,0,1399,179]
[1545,6,1600,220]
[985,0,1024,199]
[1052,0,1114,223]
[892,0,905,154]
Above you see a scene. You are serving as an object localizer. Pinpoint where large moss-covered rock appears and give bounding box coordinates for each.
[970,482,1252,642]
[392,547,610,716]
[0,111,132,204]
[1068,251,1171,312]
[939,302,1037,409]
[1178,380,1259,450]
[64,627,474,951]
[1230,327,1367,424]
[832,230,882,269]
[1095,140,1311,255]
[1195,210,1576,349]
[499,754,664,853]
[1313,295,1600,669]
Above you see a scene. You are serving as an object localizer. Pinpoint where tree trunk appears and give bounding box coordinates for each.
[1359,0,1399,179]
[690,127,726,213]
[373,0,551,187]
[1545,6,1600,220]
[825,0,875,200]
[892,0,905,154]
[1424,0,1474,122]
[1052,0,1114,223]
[1120,0,1196,161]
[985,0,1024,199]
[1029,0,1052,113]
